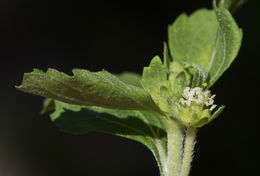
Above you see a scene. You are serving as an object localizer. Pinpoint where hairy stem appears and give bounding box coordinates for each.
[180,127,197,176]
[162,118,184,176]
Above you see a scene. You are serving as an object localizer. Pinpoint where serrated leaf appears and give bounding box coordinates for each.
[142,56,169,104]
[141,56,173,114]
[168,8,242,87]
[168,9,219,71]
[16,68,158,111]
[46,99,167,175]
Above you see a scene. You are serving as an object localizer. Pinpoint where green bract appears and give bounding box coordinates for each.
[16,1,244,176]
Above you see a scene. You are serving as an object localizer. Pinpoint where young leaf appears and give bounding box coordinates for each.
[217,0,248,13]
[142,56,169,104]
[16,68,157,111]
[171,72,187,96]
[142,56,173,113]
[169,61,192,90]
[46,99,167,175]
[168,7,242,87]
[209,4,243,86]
[168,9,219,72]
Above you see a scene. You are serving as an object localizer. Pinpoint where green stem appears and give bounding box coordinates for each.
[180,127,197,176]
[161,118,184,176]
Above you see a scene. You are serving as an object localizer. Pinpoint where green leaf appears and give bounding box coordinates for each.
[168,7,242,87]
[142,56,172,113]
[46,99,167,175]
[209,4,243,86]
[116,72,142,88]
[16,68,157,111]
[142,56,169,103]
[217,0,248,13]
[40,98,55,114]
[168,9,219,72]
[163,42,171,74]
[171,72,187,96]
[169,61,192,90]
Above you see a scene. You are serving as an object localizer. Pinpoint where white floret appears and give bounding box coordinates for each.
[179,86,217,111]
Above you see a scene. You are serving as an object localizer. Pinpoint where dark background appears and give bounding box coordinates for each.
[0,0,259,176]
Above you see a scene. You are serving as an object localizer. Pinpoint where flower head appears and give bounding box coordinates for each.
[179,85,217,111]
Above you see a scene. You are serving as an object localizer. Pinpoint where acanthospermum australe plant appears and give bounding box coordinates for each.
[16,0,246,175]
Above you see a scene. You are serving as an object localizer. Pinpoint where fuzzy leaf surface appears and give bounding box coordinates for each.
[116,72,142,88]
[142,56,169,105]
[44,99,167,175]
[16,68,157,110]
[209,5,243,86]
[168,9,219,73]
[168,8,242,87]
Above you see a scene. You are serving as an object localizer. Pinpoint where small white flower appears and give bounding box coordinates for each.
[179,84,216,111]
[179,97,186,105]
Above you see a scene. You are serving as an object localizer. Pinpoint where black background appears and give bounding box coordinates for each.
[0,0,259,176]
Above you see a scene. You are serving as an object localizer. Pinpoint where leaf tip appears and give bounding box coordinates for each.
[15,85,22,89]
